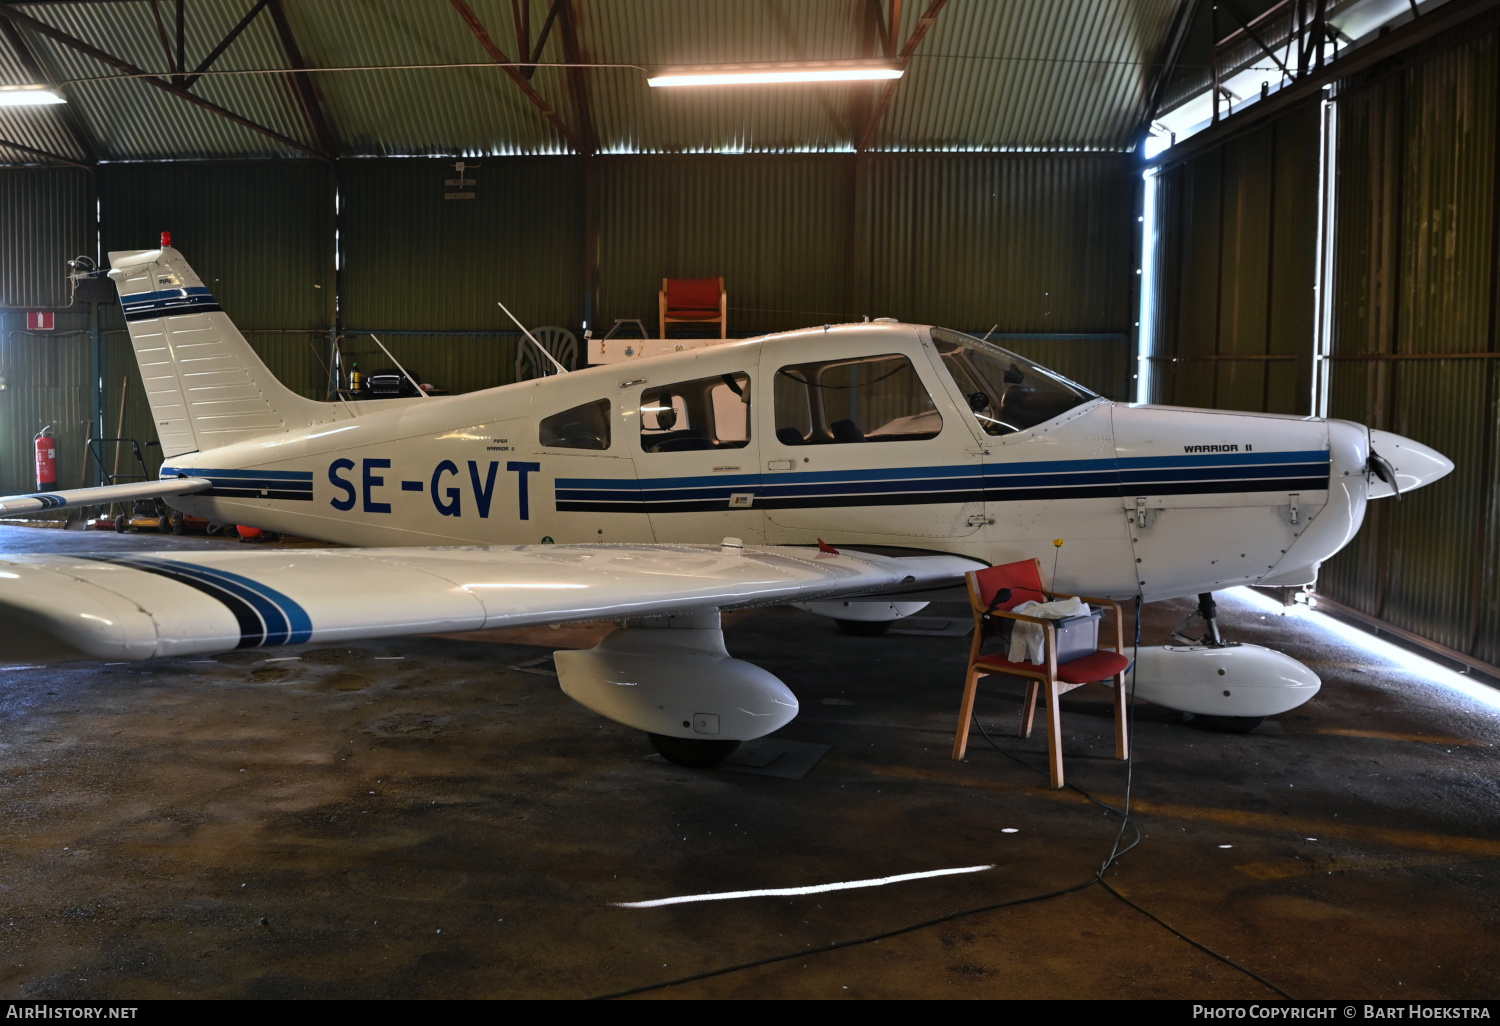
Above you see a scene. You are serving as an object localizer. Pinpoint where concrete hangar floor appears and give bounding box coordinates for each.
[0,524,1497,1000]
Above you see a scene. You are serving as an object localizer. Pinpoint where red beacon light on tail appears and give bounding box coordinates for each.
[160,231,171,248]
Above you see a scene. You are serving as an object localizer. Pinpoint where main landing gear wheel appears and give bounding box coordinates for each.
[1189,714,1267,734]
[836,618,893,637]
[648,733,741,768]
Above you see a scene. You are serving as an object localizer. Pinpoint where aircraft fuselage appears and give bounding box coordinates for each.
[158,324,1383,602]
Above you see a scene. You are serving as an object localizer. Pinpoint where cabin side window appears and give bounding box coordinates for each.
[773,353,941,445]
[539,398,611,450]
[640,373,752,452]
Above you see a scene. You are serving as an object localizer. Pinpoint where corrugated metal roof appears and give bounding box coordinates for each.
[580,0,869,154]
[877,0,1181,151]
[0,0,1187,163]
[0,22,89,162]
[14,0,311,160]
[283,0,573,156]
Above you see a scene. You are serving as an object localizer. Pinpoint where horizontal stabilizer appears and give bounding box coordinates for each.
[0,478,211,517]
[0,544,982,663]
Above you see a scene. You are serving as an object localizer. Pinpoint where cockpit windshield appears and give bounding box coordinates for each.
[930,327,1097,437]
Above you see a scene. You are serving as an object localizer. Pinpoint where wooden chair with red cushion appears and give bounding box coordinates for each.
[952,557,1131,788]
[659,277,727,339]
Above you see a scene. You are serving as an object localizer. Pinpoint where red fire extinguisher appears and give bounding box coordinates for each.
[34,426,57,491]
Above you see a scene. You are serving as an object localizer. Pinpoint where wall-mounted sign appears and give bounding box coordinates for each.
[26,311,54,331]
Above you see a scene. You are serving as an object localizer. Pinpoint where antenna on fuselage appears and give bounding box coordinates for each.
[497,300,568,376]
[367,334,431,399]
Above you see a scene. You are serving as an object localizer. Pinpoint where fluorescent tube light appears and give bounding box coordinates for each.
[0,86,65,107]
[648,60,903,88]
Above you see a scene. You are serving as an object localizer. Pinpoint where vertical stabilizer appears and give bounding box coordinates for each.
[107,246,336,457]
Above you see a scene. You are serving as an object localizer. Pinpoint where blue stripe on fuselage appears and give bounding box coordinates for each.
[554,449,1332,513]
[161,467,314,502]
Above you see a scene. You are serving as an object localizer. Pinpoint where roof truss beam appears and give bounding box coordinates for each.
[0,135,91,170]
[0,3,324,158]
[145,0,176,78]
[511,0,560,80]
[448,0,584,151]
[180,0,270,91]
[266,0,335,157]
[856,0,948,152]
[1137,0,1200,143]
[556,0,595,154]
[1217,0,1294,82]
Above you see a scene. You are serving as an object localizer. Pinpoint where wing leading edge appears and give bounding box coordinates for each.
[0,543,981,663]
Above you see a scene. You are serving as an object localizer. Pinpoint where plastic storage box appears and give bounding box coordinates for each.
[1051,608,1103,663]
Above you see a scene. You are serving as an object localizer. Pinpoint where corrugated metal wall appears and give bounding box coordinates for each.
[859,153,1135,398]
[1319,29,1500,666]
[1147,104,1321,414]
[596,155,852,337]
[0,167,94,501]
[595,152,1136,398]
[99,162,335,331]
[0,152,1136,494]
[339,158,584,331]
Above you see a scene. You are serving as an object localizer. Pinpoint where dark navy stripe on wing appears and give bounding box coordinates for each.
[84,555,314,648]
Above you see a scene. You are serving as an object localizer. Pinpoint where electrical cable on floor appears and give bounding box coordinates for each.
[969,596,1292,1000]
[595,597,1290,1000]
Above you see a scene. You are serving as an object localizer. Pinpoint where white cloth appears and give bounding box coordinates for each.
[1006,596,1090,665]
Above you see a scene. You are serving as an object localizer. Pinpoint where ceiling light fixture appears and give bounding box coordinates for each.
[647,60,903,88]
[0,85,65,107]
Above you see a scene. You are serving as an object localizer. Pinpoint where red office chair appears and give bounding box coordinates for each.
[659,277,727,339]
[953,558,1130,788]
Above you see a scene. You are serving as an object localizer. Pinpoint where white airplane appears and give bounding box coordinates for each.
[0,245,1453,766]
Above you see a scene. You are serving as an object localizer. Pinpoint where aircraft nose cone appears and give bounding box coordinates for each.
[1368,428,1454,498]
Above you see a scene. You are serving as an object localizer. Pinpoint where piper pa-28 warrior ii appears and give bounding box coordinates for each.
[0,245,1454,768]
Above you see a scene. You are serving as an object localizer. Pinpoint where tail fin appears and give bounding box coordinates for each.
[108,246,333,457]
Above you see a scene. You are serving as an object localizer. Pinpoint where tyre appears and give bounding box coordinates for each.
[113,514,126,533]
[1189,714,1266,734]
[170,514,186,535]
[647,733,741,768]
[158,514,172,534]
[836,618,893,637]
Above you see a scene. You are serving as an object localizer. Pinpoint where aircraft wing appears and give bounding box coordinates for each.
[0,478,211,516]
[0,543,981,663]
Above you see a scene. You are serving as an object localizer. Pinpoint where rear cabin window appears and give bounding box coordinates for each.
[773,353,941,445]
[640,373,752,452]
[539,398,611,450]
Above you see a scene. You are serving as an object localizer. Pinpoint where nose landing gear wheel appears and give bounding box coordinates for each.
[648,733,741,768]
